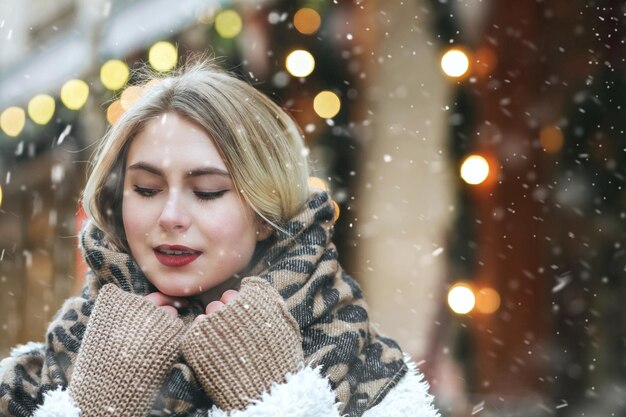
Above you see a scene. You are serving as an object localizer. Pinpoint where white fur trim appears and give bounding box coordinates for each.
[362,354,440,417]
[208,365,341,417]
[10,341,46,357]
[33,387,81,417]
[1,342,46,382]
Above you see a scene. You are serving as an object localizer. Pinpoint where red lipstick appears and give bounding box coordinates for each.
[154,245,201,267]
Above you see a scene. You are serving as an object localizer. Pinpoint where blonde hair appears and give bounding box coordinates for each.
[82,60,310,251]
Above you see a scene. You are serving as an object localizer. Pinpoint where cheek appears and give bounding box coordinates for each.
[122,193,147,243]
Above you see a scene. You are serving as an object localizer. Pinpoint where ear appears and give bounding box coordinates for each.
[256,221,273,241]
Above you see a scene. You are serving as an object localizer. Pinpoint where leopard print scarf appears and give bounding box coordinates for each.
[0,191,406,417]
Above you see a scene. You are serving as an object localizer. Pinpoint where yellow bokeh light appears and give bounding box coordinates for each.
[308,176,330,191]
[460,154,490,185]
[0,184,2,208]
[441,48,470,78]
[60,79,89,110]
[215,9,243,39]
[332,200,340,222]
[149,41,178,72]
[313,91,341,119]
[294,8,321,35]
[448,283,475,314]
[120,86,145,110]
[475,287,501,314]
[0,107,26,137]
[540,125,564,153]
[286,50,315,78]
[28,94,55,125]
[100,59,130,91]
[106,100,124,125]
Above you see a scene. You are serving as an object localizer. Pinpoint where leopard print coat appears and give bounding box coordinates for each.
[0,191,407,417]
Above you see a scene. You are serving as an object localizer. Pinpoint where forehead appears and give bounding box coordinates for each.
[126,113,227,171]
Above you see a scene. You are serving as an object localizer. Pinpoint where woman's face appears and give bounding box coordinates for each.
[122,112,268,299]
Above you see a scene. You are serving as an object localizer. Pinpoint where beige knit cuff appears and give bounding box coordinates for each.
[181,277,304,411]
[69,283,186,417]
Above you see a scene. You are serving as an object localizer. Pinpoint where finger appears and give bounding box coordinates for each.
[205,300,225,314]
[193,314,207,324]
[145,292,189,308]
[220,290,239,305]
[159,305,178,317]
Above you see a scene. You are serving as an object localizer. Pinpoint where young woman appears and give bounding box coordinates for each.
[0,62,439,417]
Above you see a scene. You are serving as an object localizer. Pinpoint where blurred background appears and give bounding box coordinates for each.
[1,0,625,415]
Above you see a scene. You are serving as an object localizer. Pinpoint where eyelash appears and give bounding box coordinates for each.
[133,186,227,201]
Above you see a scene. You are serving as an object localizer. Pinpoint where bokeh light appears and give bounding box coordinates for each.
[540,125,564,153]
[149,41,178,72]
[313,91,341,119]
[106,100,124,125]
[120,86,144,110]
[286,50,315,77]
[0,184,3,208]
[448,283,475,314]
[60,79,89,110]
[294,8,321,35]
[100,59,130,91]
[27,94,55,125]
[308,176,330,191]
[460,154,490,185]
[332,200,340,222]
[0,107,26,137]
[441,48,470,78]
[215,10,243,39]
[475,287,501,314]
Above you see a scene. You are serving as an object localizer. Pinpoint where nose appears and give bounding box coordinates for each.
[158,190,191,231]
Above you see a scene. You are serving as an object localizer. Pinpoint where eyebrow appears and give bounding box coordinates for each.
[127,162,230,178]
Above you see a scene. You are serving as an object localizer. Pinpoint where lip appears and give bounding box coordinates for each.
[153,245,202,268]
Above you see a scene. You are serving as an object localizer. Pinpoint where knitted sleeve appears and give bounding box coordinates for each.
[181,277,305,412]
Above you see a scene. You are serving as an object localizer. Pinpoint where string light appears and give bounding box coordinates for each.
[215,9,242,38]
[285,50,315,77]
[475,287,501,314]
[294,8,321,35]
[460,154,490,185]
[448,283,475,314]
[540,125,564,153]
[60,79,89,110]
[313,91,341,119]
[149,41,177,72]
[441,48,470,78]
[100,59,130,91]
[0,107,26,137]
[28,95,56,125]
[120,86,144,110]
[106,100,124,125]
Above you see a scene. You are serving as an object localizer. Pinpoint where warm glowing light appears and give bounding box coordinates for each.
[286,50,315,77]
[149,41,178,72]
[28,95,55,125]
[100,59,130,90]
[475,287,501,314]
[215,10,242,38]
[332,200,340,222]
[294,8,321,35]
[540,125,564,153]
[120,86,144,110]
[0,107,26,137]
[61,79,89,110]
[308,176,329,191]
[106,100,124,125]
[0,184,3,208]
[313,91,341,119]
[460,155,490,185]
[448,283,475,314]
[441,48,470,78]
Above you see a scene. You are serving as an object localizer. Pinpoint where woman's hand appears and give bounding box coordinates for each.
[193,289,239,323]
[144,292,190,317]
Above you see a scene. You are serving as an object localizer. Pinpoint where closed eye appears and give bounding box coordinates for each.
[133,185,160,198]
[195,190,228,201]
